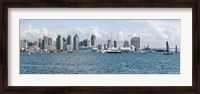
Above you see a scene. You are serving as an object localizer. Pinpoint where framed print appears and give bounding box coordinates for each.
[1,0,199,94]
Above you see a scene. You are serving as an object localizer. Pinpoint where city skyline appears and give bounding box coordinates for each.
[20,19,181,48]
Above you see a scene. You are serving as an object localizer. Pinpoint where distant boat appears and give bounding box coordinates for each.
[164,41,173,55]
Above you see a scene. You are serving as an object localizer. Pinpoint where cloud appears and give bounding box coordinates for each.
[20,20,180,48]
[128,20,180,48]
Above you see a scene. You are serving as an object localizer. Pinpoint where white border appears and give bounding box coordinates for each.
[8,8,192,86]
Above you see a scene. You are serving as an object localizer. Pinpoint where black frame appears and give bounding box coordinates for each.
[1,0,199,94]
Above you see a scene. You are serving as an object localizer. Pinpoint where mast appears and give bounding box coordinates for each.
[111,32,113,48]
[166,41,169,53]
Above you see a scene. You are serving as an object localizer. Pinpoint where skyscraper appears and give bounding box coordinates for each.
[107,40,112,48]
[67,35,73,50]
[20,39,28,50]
[53,41,56,50]
[73,34,79,50]
[48,37,53,50]
[123,40,129,47]
[114,40,117,48]
[48,37,52,46]
[43,36,48,49]
[104,44,107,50]
[131,37,140,50]
[91,34,96,47]
[38,39,42,49]
[42,40,44,49]
[63,37,66,50]
[56,35,63,50]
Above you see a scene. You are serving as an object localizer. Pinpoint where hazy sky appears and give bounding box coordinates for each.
[20,19,180,48]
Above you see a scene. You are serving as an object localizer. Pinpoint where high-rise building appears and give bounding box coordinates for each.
[131,37,140,50]
[43,36,48,49]
[56,35,63,50]
[20,40,24,50]
[83,39,90,47]
[67,35,73,50]
[123,40,129,47]
[91,34,96,47]
[53,41,56,50]
[67,35,73,45]
[107,40,112,48]
[42,40,44,49]
[47,37,52,50]
[38,39,42,49]
[63,37,66,50]
[48,37,52,46]
[104,44,107,50]
[73,34,79,50]
[114,40,117,48]
[20,39,28,50]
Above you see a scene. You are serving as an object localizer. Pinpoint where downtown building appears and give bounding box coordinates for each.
[73,34,79,51]
[91,34,96,47]
[56,35,63,50]
[123,40,129,48]
[113,40,117,48]
[38,39,42,49]
[107,40,112,49]
[67,35,73,51]
[42,36,48,49]
[131,37,140,51]
[20,39,28,50]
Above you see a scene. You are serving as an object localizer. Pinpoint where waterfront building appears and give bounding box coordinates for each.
[33,41,38,47]
[48,37,52,46]
[104,44,107,50]
[47,37,53,50]
[43,36,48,49]
[91,34,96,47]
[123,40,129,48]
[27,42,33,47]
[67,35,73,45]
[63,37,66,50]
[42,40,44,49]
[114,40,117,48]
[56,35,63,50]
[131,37,140,50]
[73,34,79,50]
[20,39,28,50]
[20,40,23,50]
[53,41,56,50]
[38,39,42,49]
[83,39,90,47]
[97,44,102,50]
[107,40,112,48]
[67,35,73,50]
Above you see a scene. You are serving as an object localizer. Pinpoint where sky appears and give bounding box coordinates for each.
[20,19,180,48]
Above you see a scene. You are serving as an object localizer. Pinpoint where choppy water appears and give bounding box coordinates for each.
[20,52,180,74]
